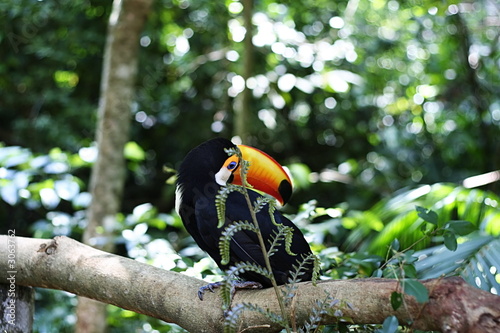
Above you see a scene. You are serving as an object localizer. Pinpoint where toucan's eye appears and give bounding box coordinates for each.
[227,161,237,170]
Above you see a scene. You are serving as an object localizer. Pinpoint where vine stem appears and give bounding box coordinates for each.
[380,226,443,272]
[238,157,292,333]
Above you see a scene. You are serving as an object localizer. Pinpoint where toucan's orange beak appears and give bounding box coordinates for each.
[221,145,293,205]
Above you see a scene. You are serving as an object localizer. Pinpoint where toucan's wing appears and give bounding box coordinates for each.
[194,190,264,270]
[195,189,313,287]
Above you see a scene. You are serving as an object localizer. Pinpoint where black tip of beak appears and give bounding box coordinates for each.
[279,180,293,205]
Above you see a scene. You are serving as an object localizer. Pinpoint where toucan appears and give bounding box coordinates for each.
[175,138,314,298]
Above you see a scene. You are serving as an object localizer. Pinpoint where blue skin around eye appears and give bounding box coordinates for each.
[228,162,237,170]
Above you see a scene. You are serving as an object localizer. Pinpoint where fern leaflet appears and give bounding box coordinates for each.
[267,226,297,258]
[219,221,260,265]
[224,302,287,333]
[215,184,247,228]
[220,262,272,309]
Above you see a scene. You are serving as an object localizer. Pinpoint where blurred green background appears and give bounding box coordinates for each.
[1,0,499,332]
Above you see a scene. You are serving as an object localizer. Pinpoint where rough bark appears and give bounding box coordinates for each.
[76,0,153,331]
[0,284,34,333]
[1,235,499,333]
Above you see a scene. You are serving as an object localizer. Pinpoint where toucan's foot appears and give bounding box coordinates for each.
[197,281,263,301]
[231,281,263,293]
[198,281,223,300]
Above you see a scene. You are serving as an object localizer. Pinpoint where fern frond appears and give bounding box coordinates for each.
[301,292,339,333]
[224,147,240,157]
[268,202,278,223]
[253,197,281,229]
[240,159,251,185]
[312,253,322,284]
[280,253,321,308]
[288,253,322,286]
[242,302,287,326]
[267,229,283,258]
[281,281,298,308]
[267,226,297,258]
[216,184,248,228]
[224,302,287,332]
[226,261,272,281]
[219,221,260,265]
[219,144,300,333]
[283,226,296,257]
[223,303,245,333]
[221,262,273,308]
[253,196,272,214]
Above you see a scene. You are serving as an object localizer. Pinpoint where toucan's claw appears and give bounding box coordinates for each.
[197,280,263,301]
[198,281,223,300]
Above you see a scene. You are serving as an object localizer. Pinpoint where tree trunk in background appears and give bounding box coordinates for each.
[75,0,153,332]
[453,12,499,191]
[234,0,254,143]
[0,284,34,333]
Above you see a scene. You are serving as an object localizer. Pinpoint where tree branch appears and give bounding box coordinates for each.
[1,235,499,332]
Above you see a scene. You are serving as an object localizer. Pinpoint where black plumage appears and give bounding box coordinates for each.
[176,138,314,287]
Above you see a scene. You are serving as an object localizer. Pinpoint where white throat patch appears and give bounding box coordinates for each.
[215,166,232,186]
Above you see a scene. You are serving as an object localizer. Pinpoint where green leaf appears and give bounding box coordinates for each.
[403,264,417,279]
[380,315,399,333]
[390,238,400,252]
[446,220,476,236]
[124,141,146,161]
[416,206,438,225]
[443,230,457,251]
[383,266,399,279]
[390,292,402,310]
[402,251,417,264]
[401,279,428,303]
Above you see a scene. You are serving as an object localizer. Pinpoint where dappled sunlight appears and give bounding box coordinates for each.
[2,0,500,330]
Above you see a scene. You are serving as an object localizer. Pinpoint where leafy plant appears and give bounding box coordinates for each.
[341,184,500,256]
[3,0,499,330]
[415,234,500,294]
[215,146,321,332]
[344,184,500,298]
[333,199,497,331]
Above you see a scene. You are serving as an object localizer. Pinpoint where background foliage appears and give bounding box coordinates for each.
[1,0,499,332]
